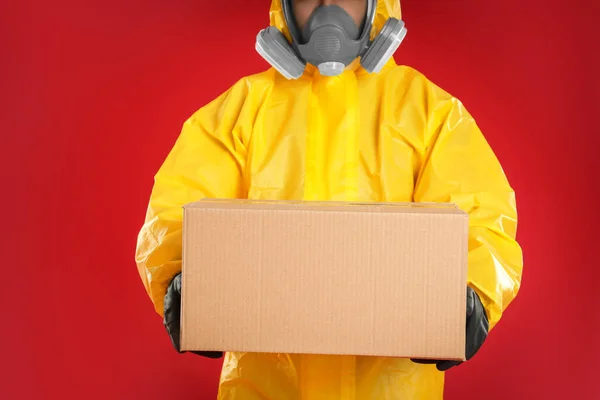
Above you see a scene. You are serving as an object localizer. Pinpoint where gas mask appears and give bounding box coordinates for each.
[256,0,407,79]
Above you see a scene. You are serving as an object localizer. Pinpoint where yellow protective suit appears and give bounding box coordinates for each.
[135,0,523,398]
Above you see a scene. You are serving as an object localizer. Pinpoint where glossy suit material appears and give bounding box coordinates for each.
[134,0,524,398]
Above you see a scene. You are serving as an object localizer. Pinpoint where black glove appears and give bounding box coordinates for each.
[412,286,489,371]
[164,272,224,359]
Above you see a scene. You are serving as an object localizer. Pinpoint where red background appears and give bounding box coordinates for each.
[2,0,599,398]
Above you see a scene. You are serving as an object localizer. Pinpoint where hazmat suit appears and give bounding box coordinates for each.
[135,0,524,398]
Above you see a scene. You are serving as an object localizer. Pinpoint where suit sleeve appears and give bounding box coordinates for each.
[413,85,524,330]
[135,81,250,316]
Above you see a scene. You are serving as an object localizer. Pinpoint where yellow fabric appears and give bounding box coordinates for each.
[135,0,523,398]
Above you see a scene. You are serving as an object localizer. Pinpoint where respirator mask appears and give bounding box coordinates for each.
[256,0,407,79]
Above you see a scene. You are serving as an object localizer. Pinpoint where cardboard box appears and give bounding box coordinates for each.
[180,199,469,361]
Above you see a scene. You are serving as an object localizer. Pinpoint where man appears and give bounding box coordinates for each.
[135,0,523,398]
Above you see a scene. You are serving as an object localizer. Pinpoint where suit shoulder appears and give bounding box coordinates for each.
[383,65,455,103]
[186,69,275,122]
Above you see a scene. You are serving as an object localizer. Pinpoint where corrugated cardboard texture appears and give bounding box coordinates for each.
[180,199,469,361]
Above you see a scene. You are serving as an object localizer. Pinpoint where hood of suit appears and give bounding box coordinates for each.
[269,0,402,44]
